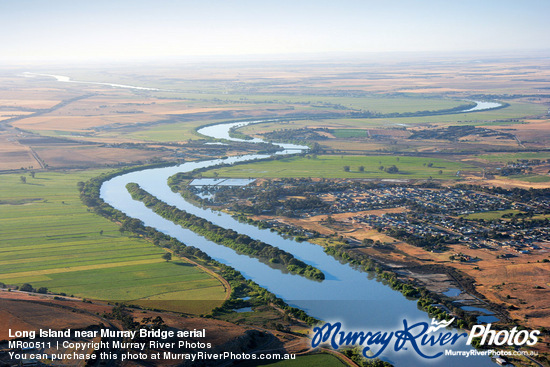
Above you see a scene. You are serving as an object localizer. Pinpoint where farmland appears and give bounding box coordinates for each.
[200,154,479,180]
[0,170,226,314]
[0,54,549,365]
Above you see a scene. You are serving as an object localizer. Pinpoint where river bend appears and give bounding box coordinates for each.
[99,120,495,366]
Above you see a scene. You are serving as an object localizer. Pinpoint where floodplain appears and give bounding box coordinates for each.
[0,53,549,365]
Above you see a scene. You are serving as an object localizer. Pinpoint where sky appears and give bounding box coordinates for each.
[1,0,549,63]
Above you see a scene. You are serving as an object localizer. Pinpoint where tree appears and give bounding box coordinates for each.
[20,176,26,184]
[343,165,350,172]
[358,166,365,172]
[385,165,399,174]
[20,283,34,292]
[30,171,35,178]
[162,252,172,262]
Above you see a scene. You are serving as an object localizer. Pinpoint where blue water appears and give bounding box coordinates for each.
[443,288,462,297]
[100,120,495,366]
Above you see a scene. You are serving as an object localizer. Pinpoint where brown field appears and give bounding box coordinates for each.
[0,290,310,367]
[0,111,33,121]
[0,132,35,170]
[0,293,108,340]
[0,56,549,171]
[33,145,168,168]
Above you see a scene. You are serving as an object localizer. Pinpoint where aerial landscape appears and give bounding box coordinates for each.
[0,1,549,366]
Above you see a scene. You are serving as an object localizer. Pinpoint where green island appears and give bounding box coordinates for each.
[76,167,319,325]
[125,182,325,281]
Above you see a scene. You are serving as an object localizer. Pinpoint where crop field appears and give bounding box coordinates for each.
[202,155,479,179]
[330,129,369,138]
[0,170,226,313]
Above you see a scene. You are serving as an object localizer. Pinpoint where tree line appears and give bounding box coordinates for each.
[77,165,319,325]
[126,183,325,281]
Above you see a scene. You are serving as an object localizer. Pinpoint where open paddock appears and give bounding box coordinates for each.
[32,145,168,168]
[201,154,479,180]
[0,170,226,314]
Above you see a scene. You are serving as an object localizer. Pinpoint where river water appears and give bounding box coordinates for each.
[19,70,503,364]
[22,72,163,91]
[461,101,503,112]
[100,120,496,366]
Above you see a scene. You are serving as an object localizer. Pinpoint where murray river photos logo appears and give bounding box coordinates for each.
[311,318,540,360]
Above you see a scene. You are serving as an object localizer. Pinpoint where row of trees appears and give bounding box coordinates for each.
[324,244,480,330]
[126,183,325,281]
[78,166,320,325]
[343,165,399,173]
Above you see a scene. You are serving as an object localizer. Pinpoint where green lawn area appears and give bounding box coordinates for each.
[463,209,522,221]
[330,129,369,138]
[202,155,479,179]
[0,170,225,313]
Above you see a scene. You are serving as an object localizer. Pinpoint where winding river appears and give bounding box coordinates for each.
[21,71,504,365]
[100,121,496,366]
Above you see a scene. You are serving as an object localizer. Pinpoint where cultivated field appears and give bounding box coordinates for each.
[0,56,547,172]
[0,170,226,314]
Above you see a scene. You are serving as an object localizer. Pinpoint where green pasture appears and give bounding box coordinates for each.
[331,129,369,138]
[477,152,550,163]
[118,118,226,142]
[368,100,546,126]
[201,155,479,179]
[502,175,550,183]
[0,170,225,313]
[150,93,464,114]
[463,209,522,221]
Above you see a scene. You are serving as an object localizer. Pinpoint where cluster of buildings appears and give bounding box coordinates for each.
[294,185,549,255]
[320,186,519,216]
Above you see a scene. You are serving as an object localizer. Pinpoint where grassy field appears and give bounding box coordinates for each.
[330,129,369,138]
[240,100,547,133]
[503,174,550,183]
[0,170,226,313]
[202,155,479,179]
[478,152,550,163]
[463,209,522,220]
[119,118,226,142]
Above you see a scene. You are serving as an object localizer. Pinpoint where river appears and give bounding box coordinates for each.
[461,101,503,112]
[21,72,502,115]
[22,72,163,91]
[100,120,496,366]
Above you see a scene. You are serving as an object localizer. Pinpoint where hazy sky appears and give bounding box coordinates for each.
[1,0,549,63]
